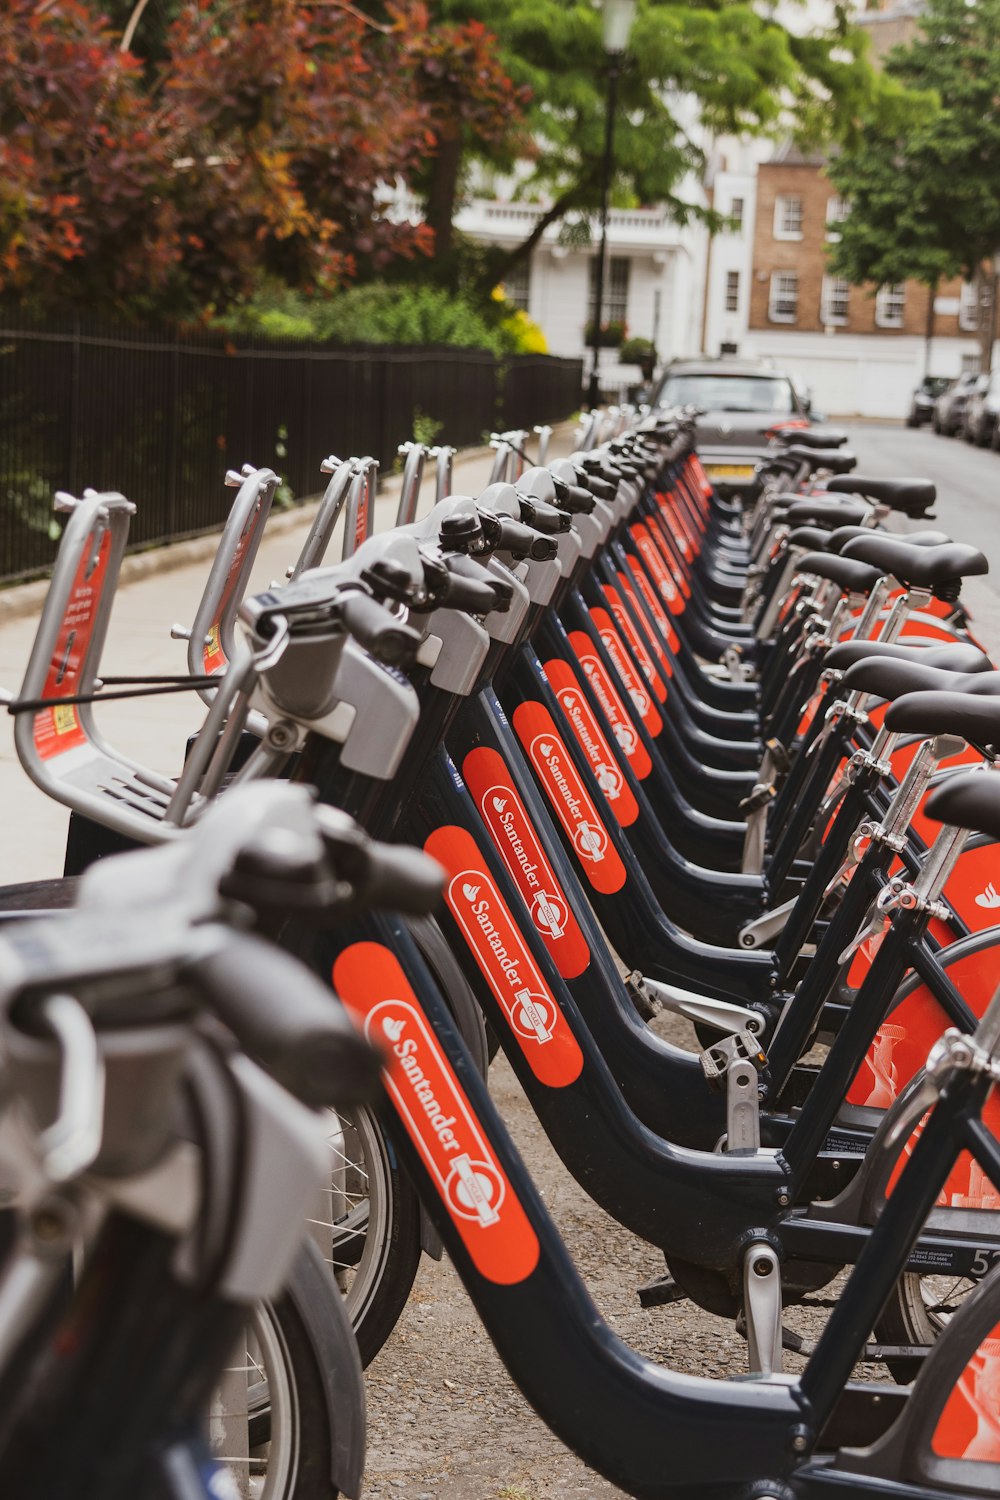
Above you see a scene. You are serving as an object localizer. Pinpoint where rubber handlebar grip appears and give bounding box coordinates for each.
[359,842,444,916]
[195,933,383,1109]
[338,591,421,666]
[516,497,572,534]
[442,554,513,613]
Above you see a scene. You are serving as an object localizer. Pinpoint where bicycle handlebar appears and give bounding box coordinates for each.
[192,932,382,1109]
[438,553,514,613]
[337,590,422,666]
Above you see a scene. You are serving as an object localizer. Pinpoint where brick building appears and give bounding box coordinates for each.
[748,151,975,344]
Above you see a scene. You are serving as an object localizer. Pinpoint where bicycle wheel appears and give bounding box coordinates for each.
[315,1103,422,1367]
[852,933,1000,1380]
[212,1238,367,1500]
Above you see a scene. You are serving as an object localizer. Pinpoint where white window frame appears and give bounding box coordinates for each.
[821,275,849,327]
[959,281,980,333]
[725,270,740,313]
[729,197,744,229]
[773,195,804,241]
[503,256,532,313]
[825,197,849,241]
[874,283,906,329]
[961,351,982,374]
[768,271,799,324]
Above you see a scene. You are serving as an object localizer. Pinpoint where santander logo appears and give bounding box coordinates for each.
[332,941,541,1283]
[976,882,1000,910]
[461,748,591,982]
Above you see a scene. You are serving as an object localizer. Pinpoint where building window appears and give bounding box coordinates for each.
[959,281,980,332]
[768,271,799,323]
[875,283,906,328]
[725,270,740,313]
[729,197,744,229]
[962,351,982,374]
[825,197,850,240]
[588,255,631,327]
[503,257,532,313]
[821,275,850,326]
[773,195,804,240]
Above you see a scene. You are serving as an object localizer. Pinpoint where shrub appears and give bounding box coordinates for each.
[217,281,510,354]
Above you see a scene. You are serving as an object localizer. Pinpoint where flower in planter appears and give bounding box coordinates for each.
[619,335,657,375]
[584,319,627,348]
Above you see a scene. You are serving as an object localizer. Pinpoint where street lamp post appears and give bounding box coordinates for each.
[586,0,637,410]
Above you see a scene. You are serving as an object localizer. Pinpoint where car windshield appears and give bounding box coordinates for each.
[660,373,796,414]
[923,377,951,396]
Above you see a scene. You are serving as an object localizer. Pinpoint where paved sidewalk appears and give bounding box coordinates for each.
[0,430,579,884]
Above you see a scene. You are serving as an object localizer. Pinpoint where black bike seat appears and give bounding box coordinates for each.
[826,475,937,517]
[884,680,1000,746]
[771,426,849,449]
[797,552,884,594]
[783,446,857,474]
[842,536,988,597]
[827,526,950,553]
[841,658,995,702]
[787,525,837,551]
[825,638,993,676]
[925,771,1000,838]
[786,498,869,528]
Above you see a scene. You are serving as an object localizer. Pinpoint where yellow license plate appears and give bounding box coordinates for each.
[704,463,755,479]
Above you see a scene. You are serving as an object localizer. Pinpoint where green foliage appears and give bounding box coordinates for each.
[828,0,1000,289]
[411,408,444,445]
[217,282,515,354]
[620,336,656,367]
[418,0,914,288]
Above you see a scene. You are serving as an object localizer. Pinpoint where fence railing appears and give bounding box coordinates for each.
[0,312,583,583]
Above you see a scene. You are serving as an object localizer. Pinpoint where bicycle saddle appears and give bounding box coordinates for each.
[795,551,884,593]
[782,445,857,474]
[785,498,870,528]
[884,680,1000,747]
[770,426,849,449]
[925,768,1000,838]
[842,535,988,596]
[786,525,948,555]
[827,525,950,552]
[786,525,841,551]
[841,658,997,702]
[825,638,993,675]
[826,475,937,517]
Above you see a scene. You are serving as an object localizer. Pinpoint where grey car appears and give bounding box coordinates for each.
[906,375,952,427]
[961,369,1000,447]
[933,371,986,436]
[651,358,811,493]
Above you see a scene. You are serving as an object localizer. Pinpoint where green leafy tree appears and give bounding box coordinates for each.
[408,0,914,291]
[828,0,1000,363]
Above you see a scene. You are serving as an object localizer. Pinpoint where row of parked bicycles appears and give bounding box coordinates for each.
[2,403,1000,1499]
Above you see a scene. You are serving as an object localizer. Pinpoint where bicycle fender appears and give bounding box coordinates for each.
[285,1239,366,1500]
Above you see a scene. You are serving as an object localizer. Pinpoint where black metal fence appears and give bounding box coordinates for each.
[0,311,583,583]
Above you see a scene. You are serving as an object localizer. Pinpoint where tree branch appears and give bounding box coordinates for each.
[478,178,596,291]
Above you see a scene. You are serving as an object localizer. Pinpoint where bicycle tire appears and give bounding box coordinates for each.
[217,1240,365,1500]
[321,1103,422,1368]
[856,931,1000,1381]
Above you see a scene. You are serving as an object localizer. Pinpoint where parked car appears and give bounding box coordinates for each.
[961,369,1000,446]
[651,358,812,494]
[933,371,986,435]
[906,375,952,427]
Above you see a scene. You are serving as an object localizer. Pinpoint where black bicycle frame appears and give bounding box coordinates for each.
[304,907,1000,1500]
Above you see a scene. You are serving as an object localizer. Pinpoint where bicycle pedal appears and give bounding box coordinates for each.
[862,1342,930,1363]
[637,1273,688,1308]
[780,1327,814,1357]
